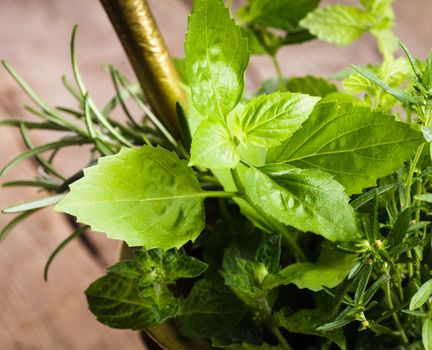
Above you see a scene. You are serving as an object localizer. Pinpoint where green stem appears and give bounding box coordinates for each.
[384,268,409,344]
[404,143,425,208]
[271,54,286,91]
[261,299,292,350]
[202,191,238,199]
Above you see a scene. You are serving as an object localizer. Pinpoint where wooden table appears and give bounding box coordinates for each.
[0,0,430,348]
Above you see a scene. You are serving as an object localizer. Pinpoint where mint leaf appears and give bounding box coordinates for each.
[265,248,356,291]
[244,165,360,242]
[268,95,423,194]
[56,146,205,249]
[85,273,156,330]
[190,118,240,169]
[232,92,319,147]
[237,0,320,31]
[179,280,248,339]
[186,0,249,119]
[275,308,346,349]
[300,5,371,46]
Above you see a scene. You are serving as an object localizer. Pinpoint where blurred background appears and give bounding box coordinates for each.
[0,0,430,348]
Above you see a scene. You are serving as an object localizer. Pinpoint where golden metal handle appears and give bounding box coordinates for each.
[100,0,186,139]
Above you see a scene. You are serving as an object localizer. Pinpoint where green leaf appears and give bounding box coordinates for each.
[244,165,360,242]
[179,280,248,339]
[265,247,356,291]
[56,146,205,249]
[276,308,346,349]
[85,273,156,330]
[185,0,249,119]
[351,65,417,105]
[190,118,240,169]
[232,92,319,147]
[414,193,432,203]
[237,0,320,31]
[300,5,371,46]
[285,76,338,97]
[410,279,432,311]
[387,208,411,248]
[267,95,423,194]
[423,318,432,350]
[2,193,66,214]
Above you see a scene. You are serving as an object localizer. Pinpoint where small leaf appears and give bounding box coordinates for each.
[232,92,319,147]
[237,0,320,31]
[2,193,66,214]
[265,247,356,291]
[350,184,396,209]
[351,65,418,105]
[300,5,371,46]
[276,308,346,349]
[190,118,239,169]
[285,76,338,97]
[85,273,156,330]
[56,146,205,249]
[423,318,432,350]
[410,279,432,311]
[414,193,432,203]
[185,0,249,119]
[244,165,360,242]
[387,208,411,248]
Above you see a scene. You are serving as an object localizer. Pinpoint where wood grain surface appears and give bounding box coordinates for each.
[0,0,431,349]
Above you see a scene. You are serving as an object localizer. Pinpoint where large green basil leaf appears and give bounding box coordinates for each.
[190,117,240,169]
[85,273,156,330]
[237,0,320,32]
[244,165,360,242]
[232,92,319,147]
[268,94,423,194]
[185,0,249,119]
[56,146,205,249]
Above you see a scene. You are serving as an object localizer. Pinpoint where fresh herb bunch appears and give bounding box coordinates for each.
[2,0,432,349]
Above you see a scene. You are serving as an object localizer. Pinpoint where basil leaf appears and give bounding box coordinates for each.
[85,273,156,330]
[285,76,338,97]
[232,92,319,147]
[190,117,240,169]
[244,165,360,242]
[410,279,432,311]
[237,0,320,31]
[56,146,205,249]
[186,0,249,119]
[268,94,423,194]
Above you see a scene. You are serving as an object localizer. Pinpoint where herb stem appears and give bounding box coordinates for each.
[261,299,292,350]
[271,54,286,91]
[404,143,424,208]
[384,267,409,344]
